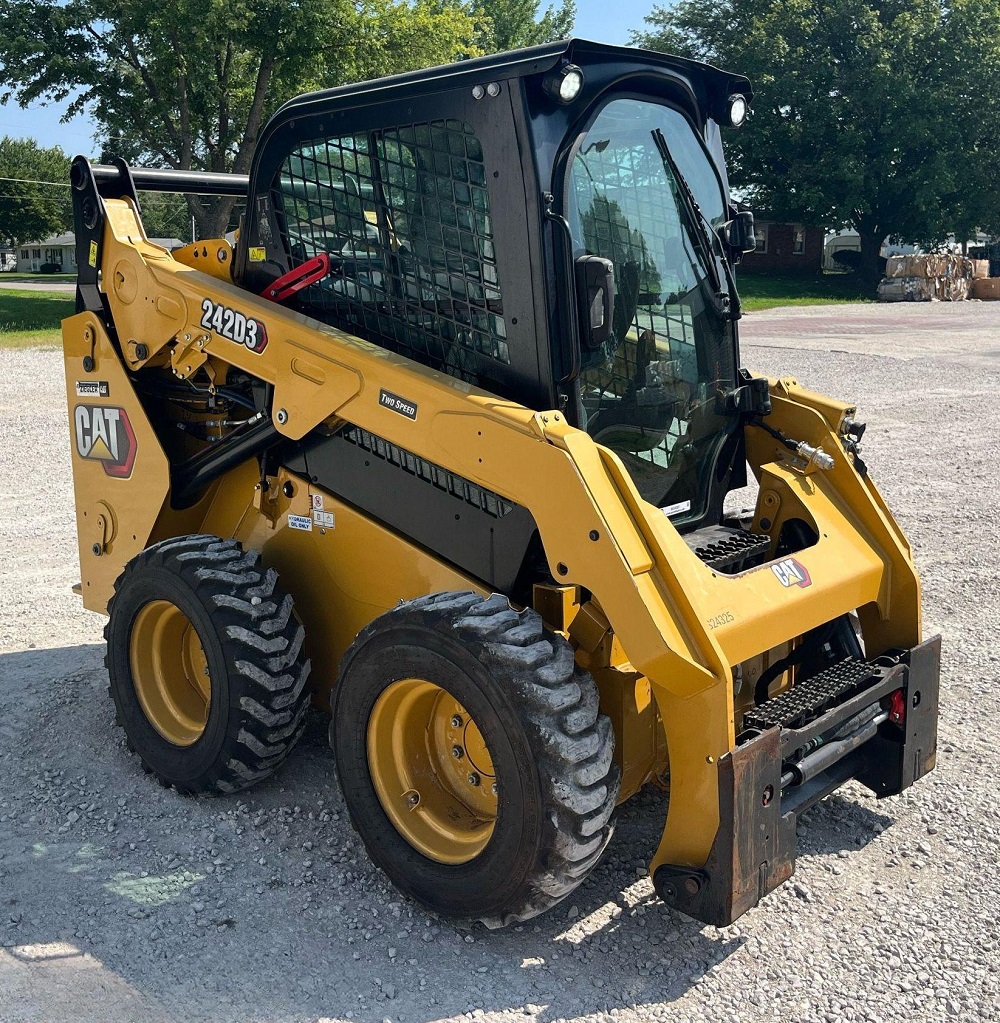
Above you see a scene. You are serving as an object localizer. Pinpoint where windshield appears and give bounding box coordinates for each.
[566,98,738,522]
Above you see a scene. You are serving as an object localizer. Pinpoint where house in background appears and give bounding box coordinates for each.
[16,233,77,272]
[16,232,183,272]
[740,217,825,274]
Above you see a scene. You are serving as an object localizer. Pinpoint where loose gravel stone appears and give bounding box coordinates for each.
[1,307,997,1023]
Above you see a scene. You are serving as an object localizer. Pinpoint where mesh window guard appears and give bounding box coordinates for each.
[273,119,509,386]
[575,140,699,471]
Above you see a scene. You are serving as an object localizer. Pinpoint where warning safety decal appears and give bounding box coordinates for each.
[73,405,137,478]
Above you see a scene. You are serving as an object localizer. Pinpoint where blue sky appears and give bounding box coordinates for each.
[0,1,659,155]
[576,0,652,44]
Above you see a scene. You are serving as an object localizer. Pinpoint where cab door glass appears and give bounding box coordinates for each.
[567,98,737,520]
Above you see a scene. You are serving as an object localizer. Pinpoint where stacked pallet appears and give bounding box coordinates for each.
[971,275,1000,300]
[877,254,991,302]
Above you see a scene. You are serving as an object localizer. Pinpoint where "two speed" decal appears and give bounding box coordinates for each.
[200,299,268,353]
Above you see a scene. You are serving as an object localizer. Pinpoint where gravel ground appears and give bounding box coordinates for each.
[2,303,999,1023]
[0,280,76,293]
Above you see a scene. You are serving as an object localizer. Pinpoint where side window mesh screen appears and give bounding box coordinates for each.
[273,119,508,385]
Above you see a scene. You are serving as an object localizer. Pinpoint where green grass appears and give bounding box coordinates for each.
[0,288,74,349]
[738,271,874,312]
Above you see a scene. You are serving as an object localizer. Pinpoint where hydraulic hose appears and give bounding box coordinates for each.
[170,413,279,508]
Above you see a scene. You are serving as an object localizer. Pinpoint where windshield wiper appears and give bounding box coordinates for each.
[651,128,740,320]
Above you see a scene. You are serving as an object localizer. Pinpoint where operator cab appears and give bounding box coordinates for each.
[237,39,755,533]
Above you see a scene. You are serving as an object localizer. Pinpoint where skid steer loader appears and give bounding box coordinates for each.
[62,39,939,928]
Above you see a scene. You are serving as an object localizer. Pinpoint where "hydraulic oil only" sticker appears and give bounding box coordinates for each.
[661,499,691,518]
[288,514,312,532]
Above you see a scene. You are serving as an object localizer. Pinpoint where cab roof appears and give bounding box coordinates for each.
[269,38,753,127]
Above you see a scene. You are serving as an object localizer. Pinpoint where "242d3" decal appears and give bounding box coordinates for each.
[200,299,268,353]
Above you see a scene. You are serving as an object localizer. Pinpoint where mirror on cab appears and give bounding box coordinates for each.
[721,208,757,256]
[575,255,616,351]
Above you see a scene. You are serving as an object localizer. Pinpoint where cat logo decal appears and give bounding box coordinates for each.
[74,405,137,478]
[771,557,811,588]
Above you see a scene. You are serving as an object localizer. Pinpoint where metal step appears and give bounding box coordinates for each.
[743,658,882,732]
[684,525,771,574]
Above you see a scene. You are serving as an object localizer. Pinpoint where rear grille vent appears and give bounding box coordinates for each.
[342,426,514,519]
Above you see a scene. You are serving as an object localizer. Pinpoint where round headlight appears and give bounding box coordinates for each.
[727,94,748,128]
[543,64,585,105]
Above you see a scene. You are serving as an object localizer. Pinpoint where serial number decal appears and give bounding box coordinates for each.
[200,298,269,353]
[771,557,812,588]
[379,388,418,420]
[708,611,734,630]
[661,499,692,518]
[75,380,109,398]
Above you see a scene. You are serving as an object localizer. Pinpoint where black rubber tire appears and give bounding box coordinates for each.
[105,534,311,794]
[331,591,620,928]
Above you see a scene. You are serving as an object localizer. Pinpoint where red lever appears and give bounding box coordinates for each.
[888,688,906,727]
[260,253,330,302]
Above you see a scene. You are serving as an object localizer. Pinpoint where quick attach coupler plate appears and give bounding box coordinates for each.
[654,636,941,926]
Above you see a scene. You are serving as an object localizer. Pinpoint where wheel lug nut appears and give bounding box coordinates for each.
[406,791,419,807]
[452,745,464,759]
[467,773,480,786]
[491,782,498,795]
[451,714,463,728]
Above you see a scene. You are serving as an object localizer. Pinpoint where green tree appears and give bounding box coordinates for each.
[0,136,71,247]
[934,0,1000,245]
[473,0,575,52]
[341,0,486,80]
[0,0,481,238]
[136,191,198,243]
[633,1,981,289]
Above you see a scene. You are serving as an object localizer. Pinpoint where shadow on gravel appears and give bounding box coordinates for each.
[0,641,106,683]
[0,641,904,1023]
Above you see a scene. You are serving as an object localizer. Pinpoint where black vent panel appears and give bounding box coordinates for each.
[342,426,514,519]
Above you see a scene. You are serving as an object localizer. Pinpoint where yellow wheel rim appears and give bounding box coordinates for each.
[129,600,211,747]
[367,679,498,864]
